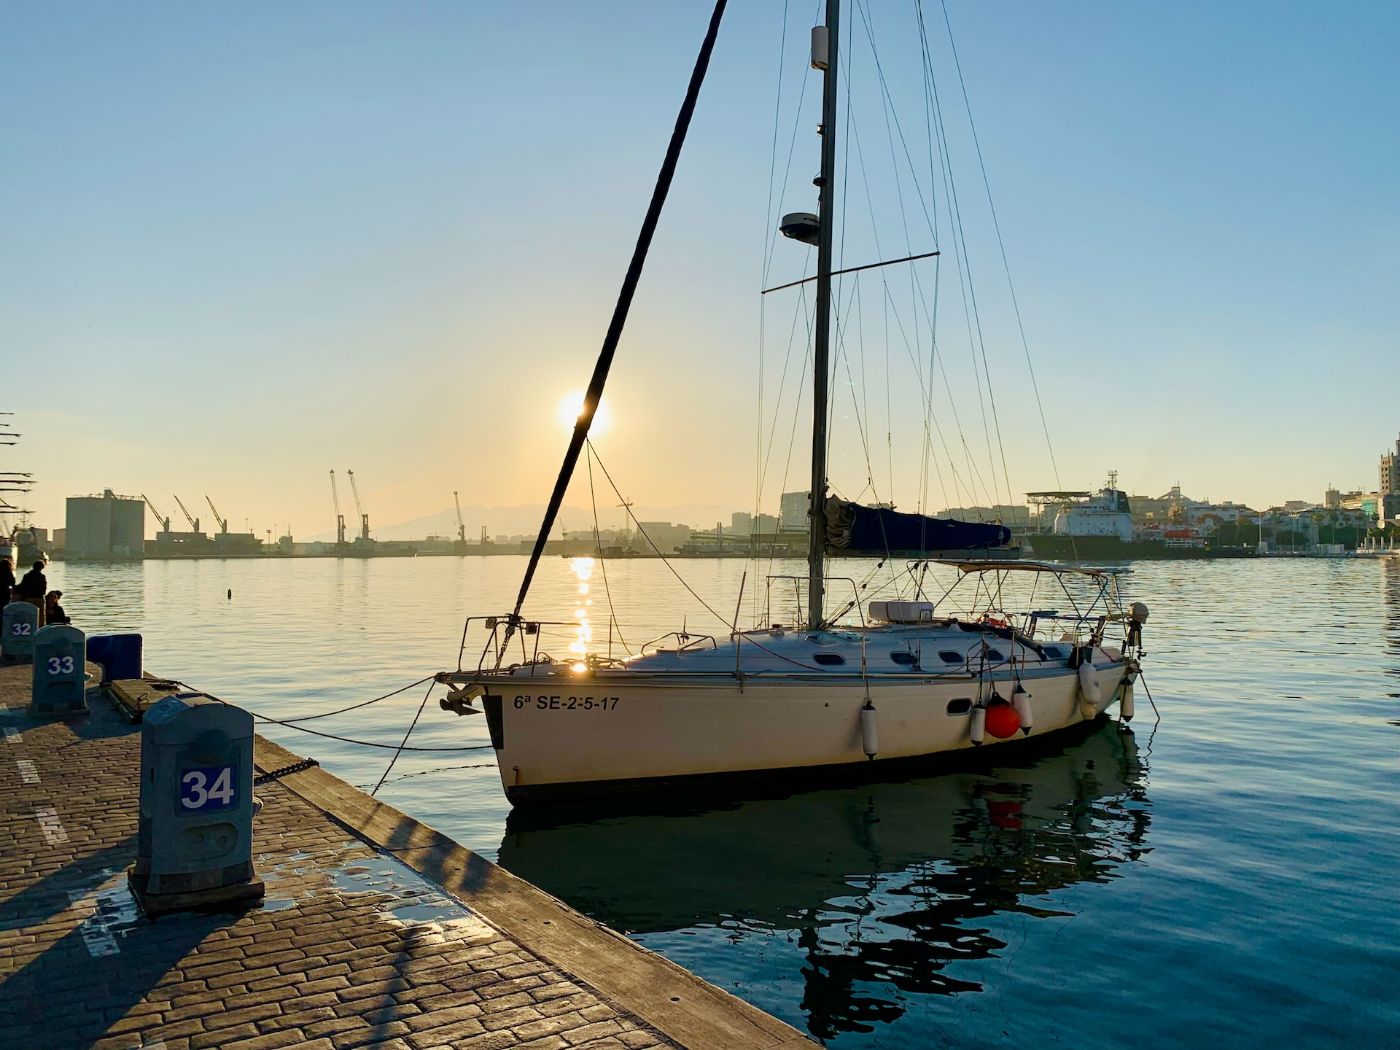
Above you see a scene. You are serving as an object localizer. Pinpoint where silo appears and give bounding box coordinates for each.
[64,490,145,560]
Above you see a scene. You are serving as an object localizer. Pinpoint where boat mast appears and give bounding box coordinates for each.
[807,0,839,630]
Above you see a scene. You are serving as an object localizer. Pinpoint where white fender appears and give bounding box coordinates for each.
[1011,682,1033,735]
[1078,659,1102,719]
[860,701,879,759]
[969,704,986,746]
[1119,671,1136,722]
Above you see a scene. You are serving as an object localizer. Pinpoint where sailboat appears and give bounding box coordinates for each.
[441,1,1149,804]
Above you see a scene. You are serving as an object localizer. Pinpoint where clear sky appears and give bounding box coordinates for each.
[4,2,1398,538]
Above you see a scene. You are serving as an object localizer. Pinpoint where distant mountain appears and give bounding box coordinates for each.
[304,502,740,543]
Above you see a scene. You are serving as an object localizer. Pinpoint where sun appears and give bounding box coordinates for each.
[556,390,612,434]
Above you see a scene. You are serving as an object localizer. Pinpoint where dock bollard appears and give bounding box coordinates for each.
[31,625,87,716]
[128,693,264,916]
[2,602,40,663]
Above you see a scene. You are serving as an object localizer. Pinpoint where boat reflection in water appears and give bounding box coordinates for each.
[497,718,1151,1042]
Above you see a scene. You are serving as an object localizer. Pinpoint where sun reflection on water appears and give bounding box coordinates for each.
[568,557,594,670]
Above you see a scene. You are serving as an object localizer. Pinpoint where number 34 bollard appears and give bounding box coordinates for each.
[128,693,265,916]
[32,625,88,716]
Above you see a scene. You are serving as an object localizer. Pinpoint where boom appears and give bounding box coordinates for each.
[142,494,171,533]
[172,495,201,534]
[346,470,370,541]
[205,495,229,534]
[329,471,346,545]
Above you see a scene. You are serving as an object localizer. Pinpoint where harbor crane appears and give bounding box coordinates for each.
[142,494,171,533]
[329,471,346,546]
[453,491,466,547]
[346,470,370,541]
[205,495,229,535]
[172,495,201,535]
[618,499,634,540]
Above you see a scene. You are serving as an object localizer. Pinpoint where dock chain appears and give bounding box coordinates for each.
[254,758,320,785]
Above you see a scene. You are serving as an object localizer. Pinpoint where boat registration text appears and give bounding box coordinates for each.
[513,695,621,711]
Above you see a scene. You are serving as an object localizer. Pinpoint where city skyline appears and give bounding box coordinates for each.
[36,459,1400,547]
[6,3,1399,537]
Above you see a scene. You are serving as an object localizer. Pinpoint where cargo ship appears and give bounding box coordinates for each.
[1024,474,1228,561]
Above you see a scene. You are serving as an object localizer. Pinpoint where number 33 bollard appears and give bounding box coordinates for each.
[31,625,87,716]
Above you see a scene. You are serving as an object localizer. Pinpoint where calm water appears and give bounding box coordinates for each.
[49,555,1400,1047]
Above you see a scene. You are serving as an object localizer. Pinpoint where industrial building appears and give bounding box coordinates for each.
[65,490,145,560]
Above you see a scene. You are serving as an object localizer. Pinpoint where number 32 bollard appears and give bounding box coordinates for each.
[31,625,87,716]
[129,693,264,916]
[2,601,39,663]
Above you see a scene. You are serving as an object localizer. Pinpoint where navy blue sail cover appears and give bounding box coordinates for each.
[825,497,1011,554]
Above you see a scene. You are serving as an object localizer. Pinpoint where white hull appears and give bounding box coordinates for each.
[465,652,1129,803]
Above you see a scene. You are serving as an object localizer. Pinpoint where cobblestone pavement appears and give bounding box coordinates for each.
[0,666,784,1049]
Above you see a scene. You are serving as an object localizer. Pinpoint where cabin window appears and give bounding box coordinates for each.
[984,648,1006,662]
[813,652,845,666]
[938,650,963,664]
[1041,646,1064,660]
[890,651,918,666]
[946,697,972,715]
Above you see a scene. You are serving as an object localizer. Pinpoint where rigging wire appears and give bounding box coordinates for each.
[586,439,734,630]
[585,444,633,656]
[915,7,1014,514]
[758,281,815,499]
[757,0,798,583]
[755,2,822,590]
[937,0,1063,491]
[856,0,998,516]
[587,439,833,671]
[898,3,1006,513]
[500,0,729,653]
[834,144,969,515]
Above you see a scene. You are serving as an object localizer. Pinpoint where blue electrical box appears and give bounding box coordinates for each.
[87,633,143,683]
[2,602,39,662]
[32,625,87,716]
[128,693,264,915]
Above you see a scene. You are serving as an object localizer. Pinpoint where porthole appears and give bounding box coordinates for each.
[984,648,1005,662]
[890,651,917,666]
[938,650,962,664]
[946,697,972,715]
[813,652,845,666]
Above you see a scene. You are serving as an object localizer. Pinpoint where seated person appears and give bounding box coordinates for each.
[44,591,70,626]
